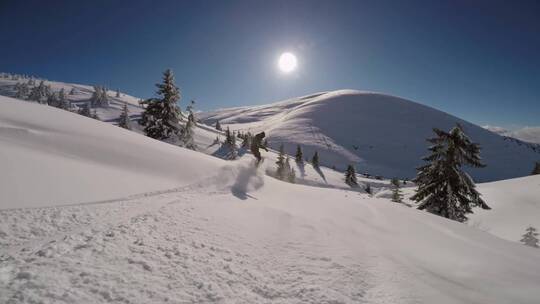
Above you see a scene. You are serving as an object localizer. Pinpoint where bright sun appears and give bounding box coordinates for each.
[278,52,297,73]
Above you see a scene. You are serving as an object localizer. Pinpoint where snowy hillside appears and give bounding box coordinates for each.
[484,125,540,145]
[470,175,540,242]
[0,95,222,209]
[200,90,540,182]
[0,74,143,123]
[1,94,540,303]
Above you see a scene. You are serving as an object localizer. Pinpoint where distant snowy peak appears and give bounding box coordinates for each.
[484,125,540,145]
[201,90,540,182]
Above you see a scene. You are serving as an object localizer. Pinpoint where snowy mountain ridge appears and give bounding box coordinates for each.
[199,89,540,182]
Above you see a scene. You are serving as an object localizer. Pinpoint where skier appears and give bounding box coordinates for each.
[250,131,268,163]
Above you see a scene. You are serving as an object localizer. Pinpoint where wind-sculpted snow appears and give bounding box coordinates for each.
[200,90,540,182]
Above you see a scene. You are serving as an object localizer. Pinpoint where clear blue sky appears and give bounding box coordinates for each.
[1,0,538,128]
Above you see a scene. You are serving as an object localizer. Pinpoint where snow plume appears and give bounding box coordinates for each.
[212,158,265,199]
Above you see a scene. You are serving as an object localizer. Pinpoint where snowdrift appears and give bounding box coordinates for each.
[200,90,540,182]
[0,96,223,209]
[470,174,540,242]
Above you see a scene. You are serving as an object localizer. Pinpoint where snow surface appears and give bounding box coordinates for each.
[199,90,540,182]
[0,77,144,123]
[0,95,222,209]
[484,125,540,145]
[1,97,540,303]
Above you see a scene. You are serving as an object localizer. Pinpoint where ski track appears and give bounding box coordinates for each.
[0,180,416,304]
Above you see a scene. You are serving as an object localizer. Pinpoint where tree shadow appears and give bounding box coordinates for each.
[297,161,307,178]
[314,166,327,183]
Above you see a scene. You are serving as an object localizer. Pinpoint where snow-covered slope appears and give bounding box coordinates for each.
[0,95,222,209]
[1,160,540,303]
[200,90,540,182]
[398,174,540,243]
[1,96,540,303]
[485,125,540,145]
[0,76,143,122]
[469,175,540,242]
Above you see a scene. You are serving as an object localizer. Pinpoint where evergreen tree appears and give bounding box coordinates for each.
[520,226,539,248]
[91,86,109,107]
[78,103,92,117]
[222,127,237,159]
[275,144,287,180]
[295,145,303,164]
[345,165,358,187]
[58,88,70,110]
[28,80,47,103]
[179,100,197,150]
[391,178,404,203]
[225,127,234,146]
[139,69,181,140]
[365,184,372,194]
[241,132,252,149]
[15,82,29,99]
[46,91,59,106]
[215,120,222,131]
[116,89,121,98]
[312,151,320,169]
[69,88,76,95]
[411,125,490,222]
[532,162,540,175]
[118,102,131,130]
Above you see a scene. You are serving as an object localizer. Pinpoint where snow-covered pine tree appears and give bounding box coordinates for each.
[139,69,181,140]
[365,184,372,194]
[391,178,404,203]
[116,89,121,98]
[312,151,320,169]
[91,86,109,107]
[241,132,252,149]
[46,91,59,106]
[520,226,539,248]
[411,124,490,222]
[221,127,237,159]
[532,162,540,175]
[78,103,92,117]
[118,102,131,130]
[295,145,303,164]
[179,100,197,150]
[345,165,358,187]
[225,127,234,146]
[28,80,47,103]
[58,88,70,110]
[275,144,287,180]
[215,120,222,131]
[15,82,29,99]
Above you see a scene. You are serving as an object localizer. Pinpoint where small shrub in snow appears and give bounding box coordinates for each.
[521,226,539,248]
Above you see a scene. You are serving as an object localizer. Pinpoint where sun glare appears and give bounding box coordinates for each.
[278,52,297,73]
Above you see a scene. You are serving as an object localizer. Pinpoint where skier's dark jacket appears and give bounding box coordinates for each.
[250,132,268,161]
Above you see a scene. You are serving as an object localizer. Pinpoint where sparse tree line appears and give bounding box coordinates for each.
[1,72,131,126]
